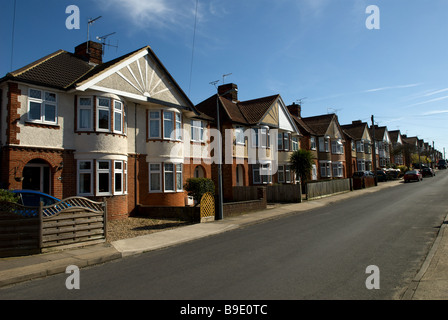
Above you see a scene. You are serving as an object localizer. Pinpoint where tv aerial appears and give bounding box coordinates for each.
[86,16,102,54]
[96,32,119,56]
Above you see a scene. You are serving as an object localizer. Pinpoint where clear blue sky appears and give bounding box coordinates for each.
[1,0,447,156]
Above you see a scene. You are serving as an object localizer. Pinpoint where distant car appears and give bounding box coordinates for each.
[375,170,388,182]
[421,167,435,177]
[437,159,447,169]
[403,170,422,182]
[11,189,61,207]
[353,171,374,178]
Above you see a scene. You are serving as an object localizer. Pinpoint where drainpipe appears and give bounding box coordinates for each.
[134,103,138,214]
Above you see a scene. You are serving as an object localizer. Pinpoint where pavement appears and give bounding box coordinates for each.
[0,178,447,299]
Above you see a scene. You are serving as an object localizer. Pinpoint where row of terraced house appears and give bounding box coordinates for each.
[0,41,443,220]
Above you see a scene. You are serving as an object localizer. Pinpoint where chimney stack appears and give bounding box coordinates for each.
[287,102,301,118]
[218,83,238,102]
[75,41,103,65]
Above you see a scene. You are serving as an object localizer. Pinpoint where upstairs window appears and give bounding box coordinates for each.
[97,98,111,132]
[78,97,93,131]
[191,120,204,142]
[148,111,161,139]
[28,89,57,125]
[235,126,245,145]
[114,101,123,134]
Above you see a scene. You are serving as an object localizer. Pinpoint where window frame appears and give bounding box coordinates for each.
[96,160,112,196]
[113,100,123,134]
[96,97,111,132]
[28,88,58,125]
[191,120,205,142]
[114,160,124,195]
[164,163,175,192]
[148,110,161,139]
[149,163,162,193]
[77,96,93,131]
[77,160,93,196]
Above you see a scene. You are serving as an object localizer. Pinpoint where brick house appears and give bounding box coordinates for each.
[288,106,347,180]
[0,41,212,220]
[370,125,391,169]
[341,120,373,174]
[195,83,301,201]
[388,130,404,167]
[287,103,318,181]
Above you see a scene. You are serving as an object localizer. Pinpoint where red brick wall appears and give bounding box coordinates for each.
[6,82,21,145]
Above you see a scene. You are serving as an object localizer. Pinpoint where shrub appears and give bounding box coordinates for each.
[0,189,19,203]
[184,178,215,206]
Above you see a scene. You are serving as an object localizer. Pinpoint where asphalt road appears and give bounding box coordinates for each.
[2,170,448,301]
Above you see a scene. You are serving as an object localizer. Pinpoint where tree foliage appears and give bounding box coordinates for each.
[184,178,215,206]
[0,189,19,203]
[289,149,314,183]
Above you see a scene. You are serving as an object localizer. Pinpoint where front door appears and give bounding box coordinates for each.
[22,163,50,194]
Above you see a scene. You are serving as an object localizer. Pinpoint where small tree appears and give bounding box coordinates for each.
[289,149,314,185]
[184,178,215,206]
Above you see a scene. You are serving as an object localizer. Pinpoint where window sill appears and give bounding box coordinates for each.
[25,121,60,129]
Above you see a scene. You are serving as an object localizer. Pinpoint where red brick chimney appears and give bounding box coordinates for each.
[218,83,238,102]
[287,102,301,118]
[74,41,103,65]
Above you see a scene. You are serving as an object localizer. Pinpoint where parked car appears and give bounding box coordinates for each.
[421,167,435,177]
[403,170,422,182]
[11,189,61,207]
[375,170,388,182]
[437,159,447,169]
[353,171,374,178]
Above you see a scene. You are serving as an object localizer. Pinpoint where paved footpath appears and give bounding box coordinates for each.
[1,179,447,299]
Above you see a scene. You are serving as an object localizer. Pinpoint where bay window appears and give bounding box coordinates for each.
[320,161,331,178]
[149,163,162,192]
[97,160,111,195]
[148,111,161,139]
[164,163,175,192]
[191,120,204,142]
[114,101,123,134]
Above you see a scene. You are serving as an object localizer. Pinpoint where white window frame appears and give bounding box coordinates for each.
[331,139,344,155]
[292,136,299,151]
[357,160,366,171]
[356,141,365,153]
[149,163,162,193]
[310,136,316,150]
[312,164,317,181]
[113,101,123,134]
[96,160,112,196]
[235,126,245,145]
[278,165,285,183]
[164,163,175,192]
[191,120,204,142]
[283,133,290,151]
[77,160,93,196]
[163,111,175,140]
[96,97,111,132]
[253,164,261,184]
[285,165,292,183]
[114,160,124,195]
[319,137,329,152]
[148,110,161,139]
[278,133,284,150]
[175,112,182,141]
[320,161,332,178]
[78,96,93,131]
[28,88,58,125]
[332,162,344,178]
[176,164,183,192]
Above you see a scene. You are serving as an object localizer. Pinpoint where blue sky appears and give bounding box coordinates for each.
[1,0,448,155]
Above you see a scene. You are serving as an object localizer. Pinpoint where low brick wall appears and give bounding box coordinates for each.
[352,177,376,190]
[223,187,267,218]
[136,205,201,222]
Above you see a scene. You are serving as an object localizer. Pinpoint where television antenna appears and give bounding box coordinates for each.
[87,16,102,53]
[296,97,307,105]
[222,73,232,84]
[209,80,220,88]
[96,32,118,56]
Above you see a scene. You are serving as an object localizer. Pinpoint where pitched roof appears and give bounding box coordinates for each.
[2,50,94,90]
[290,114,316,136]
[1,43,201,115]
[300,113,337,136]
[370,125,387,141]
[341,122,369,140]
[238,95,279,125]
[388,130,401,143]
[196,94,280,126]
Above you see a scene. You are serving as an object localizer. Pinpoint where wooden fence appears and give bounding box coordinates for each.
[306,178,352,200]
[0,197,106,257]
